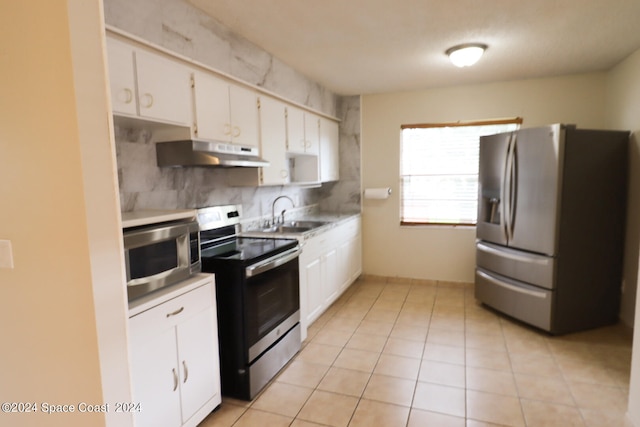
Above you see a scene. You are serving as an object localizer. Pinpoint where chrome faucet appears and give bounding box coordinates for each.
[271,195,294,225]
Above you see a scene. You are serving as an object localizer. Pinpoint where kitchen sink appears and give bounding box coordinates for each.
[260,220,329,234]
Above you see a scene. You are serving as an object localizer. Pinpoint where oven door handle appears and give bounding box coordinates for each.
[245,246,301,278]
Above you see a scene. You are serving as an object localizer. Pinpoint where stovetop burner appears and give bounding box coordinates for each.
[201,236,298,264]
[197,204,299,265]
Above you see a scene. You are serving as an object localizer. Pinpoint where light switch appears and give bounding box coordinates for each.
[0,240,14,269]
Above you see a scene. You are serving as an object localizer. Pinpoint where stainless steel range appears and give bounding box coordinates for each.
[197,205,301,400]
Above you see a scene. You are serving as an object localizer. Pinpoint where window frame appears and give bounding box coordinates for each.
[399,117,523,227]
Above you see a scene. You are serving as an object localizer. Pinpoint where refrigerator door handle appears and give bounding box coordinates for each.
[503,133,516,242]
[476,270,548,299]
[508,136,518,239]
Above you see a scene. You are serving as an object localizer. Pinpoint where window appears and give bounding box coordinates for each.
[400,118,521,226]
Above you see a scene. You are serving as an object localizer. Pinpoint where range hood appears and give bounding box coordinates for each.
[156,140,270,168]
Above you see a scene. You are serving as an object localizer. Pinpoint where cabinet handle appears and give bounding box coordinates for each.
[166,307,184,318]
[172,368,178,392]
[233,126,241,138]
[121,88,133,104]
[223,123,232,135]
[141,93,154,108]
[182,360,188,383]
[280,170,289,178]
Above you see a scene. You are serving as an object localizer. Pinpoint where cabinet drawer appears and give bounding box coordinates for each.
[475,268,552,331]
[338,217,360,240]
[130,283,214,331]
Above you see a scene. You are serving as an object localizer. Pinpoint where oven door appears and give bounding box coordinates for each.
[244,247,301,362]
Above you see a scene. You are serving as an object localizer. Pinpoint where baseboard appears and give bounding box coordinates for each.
[359,273,473,289]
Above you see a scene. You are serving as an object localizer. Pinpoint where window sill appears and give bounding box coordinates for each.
[400,222,476,229]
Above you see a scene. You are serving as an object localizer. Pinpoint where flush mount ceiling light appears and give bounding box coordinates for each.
[446,43,488,67]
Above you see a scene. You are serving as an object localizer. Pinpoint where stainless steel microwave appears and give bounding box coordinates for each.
[123,217,201,301]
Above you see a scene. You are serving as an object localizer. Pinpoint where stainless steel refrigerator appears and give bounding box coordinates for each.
[475,124,629,334]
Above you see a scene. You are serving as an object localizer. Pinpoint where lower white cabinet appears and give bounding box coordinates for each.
[299,216,362,340]
[129,277,221,427]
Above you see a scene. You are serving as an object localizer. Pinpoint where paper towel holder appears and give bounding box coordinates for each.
[363,187,392,200]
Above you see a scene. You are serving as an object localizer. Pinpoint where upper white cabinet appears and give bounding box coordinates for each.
[228,96,289,186]
[192,71,259,147]
[107,31,340,187]
[107,37,137,116]
[106,37,192,126]
[286,106,320,156]
[257,96,289,185]
[286,106,321,184]
[320,117,340,182]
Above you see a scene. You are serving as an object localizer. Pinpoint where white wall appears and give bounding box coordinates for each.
[605,48,640,427]
[0,1,131,426]
[361,73,607,282]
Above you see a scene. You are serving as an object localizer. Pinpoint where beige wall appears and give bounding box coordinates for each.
[0,1,131,426]
[361,73,607,282]
[605,48,640,426]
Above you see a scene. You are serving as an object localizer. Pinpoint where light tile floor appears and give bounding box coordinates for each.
[199,276,633,427]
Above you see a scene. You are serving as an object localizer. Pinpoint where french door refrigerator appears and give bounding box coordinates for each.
[475,124,629,334]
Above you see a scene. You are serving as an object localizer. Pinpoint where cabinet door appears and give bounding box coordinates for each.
[229,85,259,147]
[349,235,362,282]
[135,49,192,125]
[176,305,220,423]
[304,256,323,324]
[106,38,137,116]
[304,113,320,156]
[129,313,181,427]
[193,71,231,142]
[286,106,306,154]
[320,118,340,182]
[322,248,339,305]
[337,239,352,292]
[259,97,289,185]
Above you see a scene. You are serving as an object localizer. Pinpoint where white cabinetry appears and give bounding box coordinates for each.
[286,106,320,184]
[228,96,289,186]
[129,277,221,427]
[192,71,259,147]
[299,216,362,340]
[336,218,362,292]
[320,117,340,182]
[106,37,192,126]
[286,106,320,155]
[300,232,334,325]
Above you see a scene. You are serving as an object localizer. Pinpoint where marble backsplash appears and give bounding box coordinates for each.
[116,123,324,219]
[105,0,361,217]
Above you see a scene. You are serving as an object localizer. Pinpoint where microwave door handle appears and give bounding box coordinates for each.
[245,247,302,278]
[127,268,177,287]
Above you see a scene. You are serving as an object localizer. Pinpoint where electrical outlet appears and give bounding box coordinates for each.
[0,240,14,269]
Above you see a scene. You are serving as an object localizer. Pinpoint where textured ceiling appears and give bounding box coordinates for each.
[188,0,640,95]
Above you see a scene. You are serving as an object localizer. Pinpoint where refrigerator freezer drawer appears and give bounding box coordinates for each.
[475,268,552,331]
[476,241,555,290]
